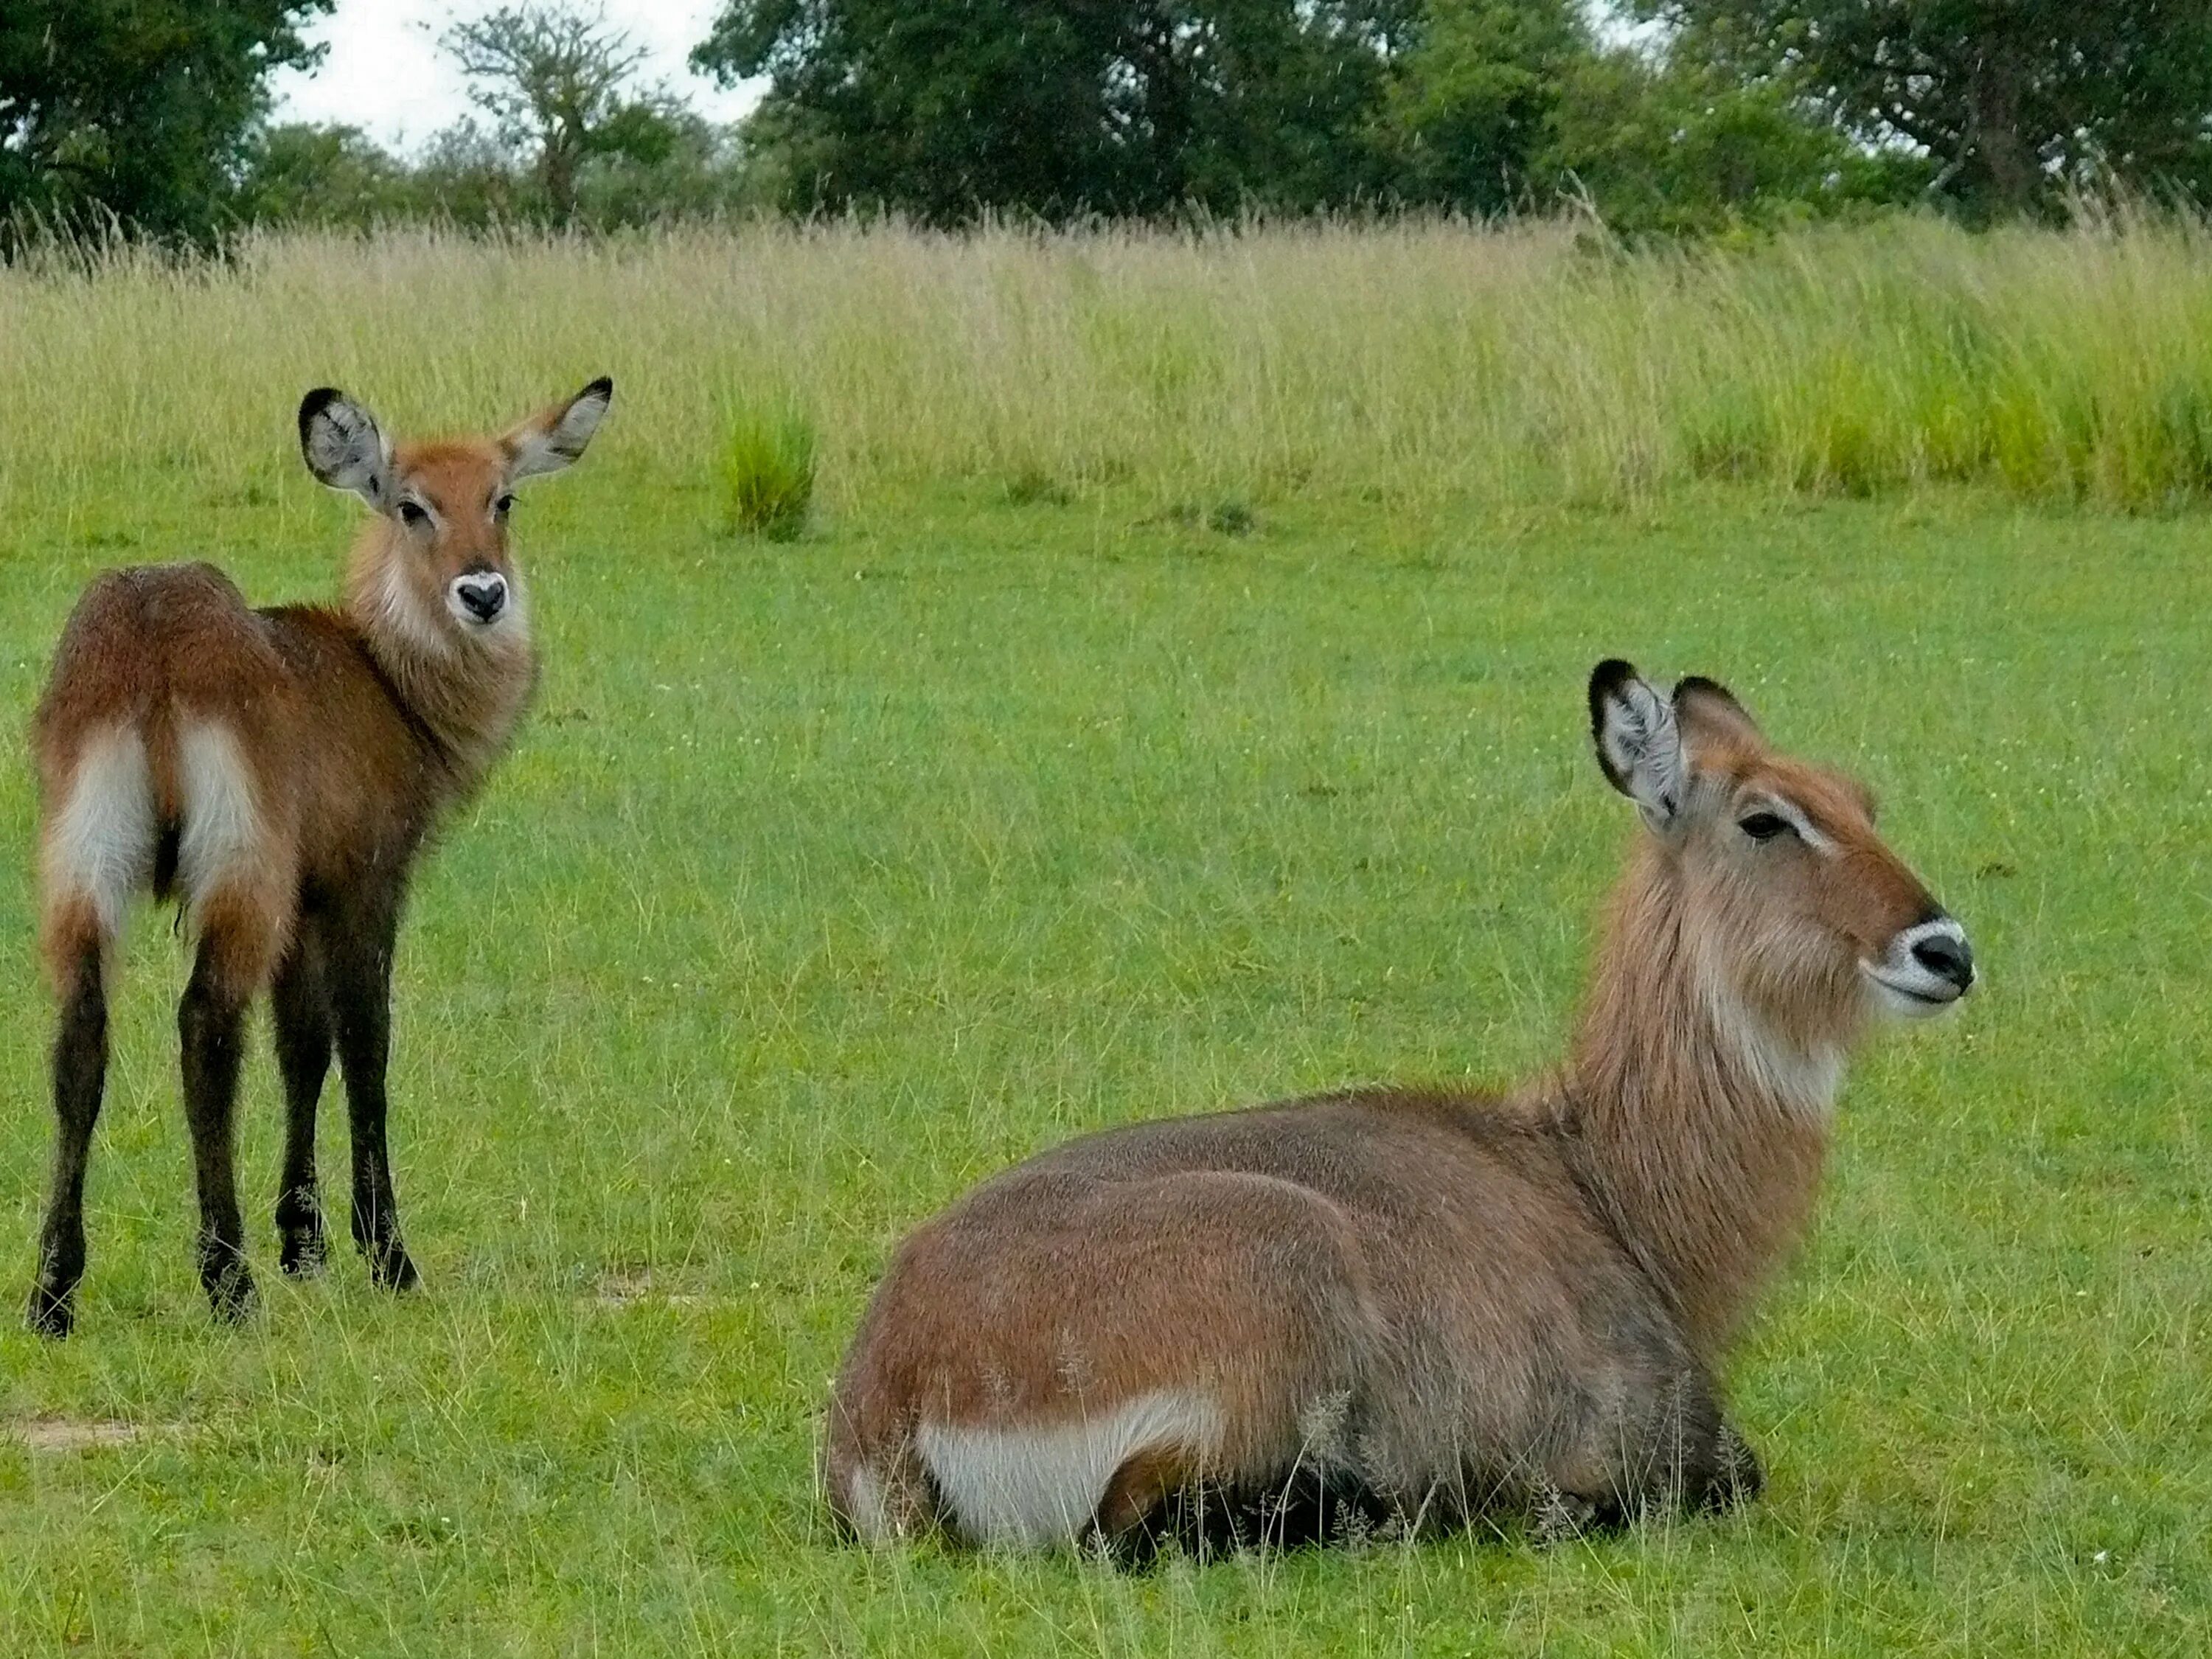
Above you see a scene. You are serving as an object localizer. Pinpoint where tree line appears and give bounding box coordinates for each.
[5,1,2210,244]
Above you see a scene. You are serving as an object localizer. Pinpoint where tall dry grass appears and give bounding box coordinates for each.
[7,211,2212,515]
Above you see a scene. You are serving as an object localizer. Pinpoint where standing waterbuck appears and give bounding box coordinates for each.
[825,661,1975,1552]
[26,378,613,1336]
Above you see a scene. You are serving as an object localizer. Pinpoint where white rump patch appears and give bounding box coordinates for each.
[46,726,155,934]
[916,1391,1223,1548]
[176,723,265,907]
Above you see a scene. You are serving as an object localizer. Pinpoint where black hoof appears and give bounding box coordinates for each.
[368,1244,418,1293]
[279,1226,327,1278]
[1530,1484,1599,1545]
[26,1283,74,1340]
[201,1253,257,1324]
[1700,1423,1765,1512]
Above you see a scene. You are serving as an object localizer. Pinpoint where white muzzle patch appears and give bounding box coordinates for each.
[1863,917,1975,1018]
[449,571,509,628]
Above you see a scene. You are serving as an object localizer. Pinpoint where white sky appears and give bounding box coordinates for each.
[268,1,764,154]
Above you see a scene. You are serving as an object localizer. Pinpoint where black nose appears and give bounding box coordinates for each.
[1912,930,1975,991]
[456,577,505,621]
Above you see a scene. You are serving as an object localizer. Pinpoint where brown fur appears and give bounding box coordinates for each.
[25,380,611,1335]
[824,663,1973,1551]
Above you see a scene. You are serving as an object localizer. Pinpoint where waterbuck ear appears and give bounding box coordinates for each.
[504,375,613,482]
[1589,658,1687,830]
[1672,675,1762,748]
[297,389,392,507]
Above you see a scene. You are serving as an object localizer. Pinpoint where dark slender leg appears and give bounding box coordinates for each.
[327,901,416,1290]
[178,945,256,1321]
[271,925,332,1276]
[27,945,108,1338]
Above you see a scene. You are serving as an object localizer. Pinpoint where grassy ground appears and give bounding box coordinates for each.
[0,442,2206,1652]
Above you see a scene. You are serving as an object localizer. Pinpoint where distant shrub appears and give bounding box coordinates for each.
[1002,465,1074,507]
[1206,500,1256,536]
[721,404,817,539]
[1157,499,1258,536]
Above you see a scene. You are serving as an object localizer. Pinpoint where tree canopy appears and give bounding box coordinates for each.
[0,0,330,240]
[695,0,1418,220]
[694,0,1935,226]
[1644,0,2212,216]
[10,0,2212,241]
[446,5,686,226]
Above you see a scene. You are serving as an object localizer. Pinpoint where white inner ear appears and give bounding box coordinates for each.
[1601,678,1686,829]
[306,400,390,507]
[509,388,610,481]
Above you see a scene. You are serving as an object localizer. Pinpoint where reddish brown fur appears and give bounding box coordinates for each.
[824,664,1973,1551]
[25,380,611,1335]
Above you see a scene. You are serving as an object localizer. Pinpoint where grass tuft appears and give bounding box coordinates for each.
[720,402,818,540]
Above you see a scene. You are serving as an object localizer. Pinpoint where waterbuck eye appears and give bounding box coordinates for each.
[397,501,429,529]
[1738,812,1791,843]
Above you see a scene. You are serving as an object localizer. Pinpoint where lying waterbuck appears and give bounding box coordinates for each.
[825,661,1975,1551]
[27,378,612,1336]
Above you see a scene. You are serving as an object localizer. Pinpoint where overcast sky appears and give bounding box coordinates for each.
[268,1,764,153]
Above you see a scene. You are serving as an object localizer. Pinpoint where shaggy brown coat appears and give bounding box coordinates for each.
[824,662,1975,1551]
[26,379,611,1335]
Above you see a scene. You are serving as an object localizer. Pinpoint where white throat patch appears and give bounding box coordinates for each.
[377,555,452,658]
[1697,960,1846,1119]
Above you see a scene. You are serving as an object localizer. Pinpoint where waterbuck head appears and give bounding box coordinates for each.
[299,378,613,653]
[1588,659,1973,1059]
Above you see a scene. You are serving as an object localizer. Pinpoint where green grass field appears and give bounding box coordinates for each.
[1,226,2211,1653]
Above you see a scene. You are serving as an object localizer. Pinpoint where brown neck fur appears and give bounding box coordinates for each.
[1550,838,1848,1360]
[343,521,538,799]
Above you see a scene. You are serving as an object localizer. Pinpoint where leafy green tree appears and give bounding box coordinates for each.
[1543,48,1927,234]
[1371,1,1919,231]
[692,0,1413,221]
[400,119,527,228]
[1377,0,1587,212]
[233,110,754,233]
[571,107,757,226]
[1641,0,2212,216]
[444,4,681,225]
[0,0,331,241]
[237,123,414,228]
